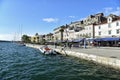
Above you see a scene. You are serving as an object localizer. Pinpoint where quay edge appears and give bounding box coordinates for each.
[26,44,120,70]
[54,48,120,70]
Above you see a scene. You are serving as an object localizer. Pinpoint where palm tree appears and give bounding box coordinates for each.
[59,25,65,42]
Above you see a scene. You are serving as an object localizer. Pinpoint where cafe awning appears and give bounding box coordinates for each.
[72,38,84,42]
[95,37,120,41]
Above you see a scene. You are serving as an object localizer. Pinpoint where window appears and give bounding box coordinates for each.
[98,26,101,29]
[116,22,119,26]
[89,33,91,36]
[116,29,120,34]
[108,17,112,23]
[89,27,91,29]
[108,23,111,28]
[98,31,101,35]
[108,30,111,35]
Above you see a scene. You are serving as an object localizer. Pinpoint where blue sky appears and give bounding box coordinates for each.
[0,0,120,40]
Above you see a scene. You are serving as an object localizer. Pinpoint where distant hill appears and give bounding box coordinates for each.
[0,40,11,42]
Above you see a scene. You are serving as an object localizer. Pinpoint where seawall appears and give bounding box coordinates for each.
[26,44,120,70]
[54,48,120,70]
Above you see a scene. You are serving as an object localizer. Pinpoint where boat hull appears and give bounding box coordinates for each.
[39,47,56,55]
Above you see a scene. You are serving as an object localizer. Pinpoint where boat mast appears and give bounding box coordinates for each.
[19,24,23,42]
[20,24,23,42]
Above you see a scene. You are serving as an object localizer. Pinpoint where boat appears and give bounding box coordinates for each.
[39,46,56,55]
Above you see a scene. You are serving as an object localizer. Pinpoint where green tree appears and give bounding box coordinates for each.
[35,33,39,36]
[22,35,31,43]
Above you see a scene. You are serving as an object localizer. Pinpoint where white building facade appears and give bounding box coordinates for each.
[53,13,120,45]
[74,24,95,39]
[95,16,120,38]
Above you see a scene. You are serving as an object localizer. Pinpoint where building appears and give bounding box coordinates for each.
[62,13,106,40]
[30,36,39,43]
[30,34,44,43]
[53,26,65,42]
[53,13,120,47]
[44,33,54,42]
[83,13,106,26]
[61,21,85,42]
[95,14,120,38]
[75,24,95,39]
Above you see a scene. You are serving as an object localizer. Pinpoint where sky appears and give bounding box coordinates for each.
[0,0,120,41]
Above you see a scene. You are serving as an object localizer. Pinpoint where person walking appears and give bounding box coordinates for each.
[55,42,57,48]
[69,43,72,49]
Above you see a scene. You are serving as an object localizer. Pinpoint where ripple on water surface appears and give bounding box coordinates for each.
[0,42,120,80]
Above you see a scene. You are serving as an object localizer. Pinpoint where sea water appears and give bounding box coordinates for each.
[0,42,120,80]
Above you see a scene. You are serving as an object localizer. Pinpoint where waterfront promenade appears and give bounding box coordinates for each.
[50,46,120,59]
[26,44,120,69]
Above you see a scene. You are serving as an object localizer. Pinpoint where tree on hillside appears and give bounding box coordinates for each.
[35,33,39,36]
[22,35,31,43]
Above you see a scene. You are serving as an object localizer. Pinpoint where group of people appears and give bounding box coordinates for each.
[62,43,73,49]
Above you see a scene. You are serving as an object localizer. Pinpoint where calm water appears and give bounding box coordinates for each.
[0,42,120,80]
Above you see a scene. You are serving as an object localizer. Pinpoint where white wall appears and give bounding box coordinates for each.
[95,20,120,38]
[75,24,94,38]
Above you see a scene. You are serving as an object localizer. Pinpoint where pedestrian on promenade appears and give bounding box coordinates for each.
[64,43,66,48]
[61,43,65,51]
[55,42,57,48]
[79,42,82,48]
[69,43,72,49]
[92,41,94,47]
[98,42,100,47]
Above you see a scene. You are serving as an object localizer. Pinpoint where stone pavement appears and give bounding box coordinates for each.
[48,45,120,59]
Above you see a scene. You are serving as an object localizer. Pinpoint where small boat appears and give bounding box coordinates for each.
[39,46,56,55]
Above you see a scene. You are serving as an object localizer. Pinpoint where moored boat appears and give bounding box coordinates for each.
[39,46,56,55]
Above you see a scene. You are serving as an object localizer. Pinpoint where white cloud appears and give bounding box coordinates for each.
[111,7,120,15]
[79,17,86,21]
[42,18,58,22]
[103,7,120,15]
[69,16,75,18]
[104,7,113,14]
[0,34,21,41]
